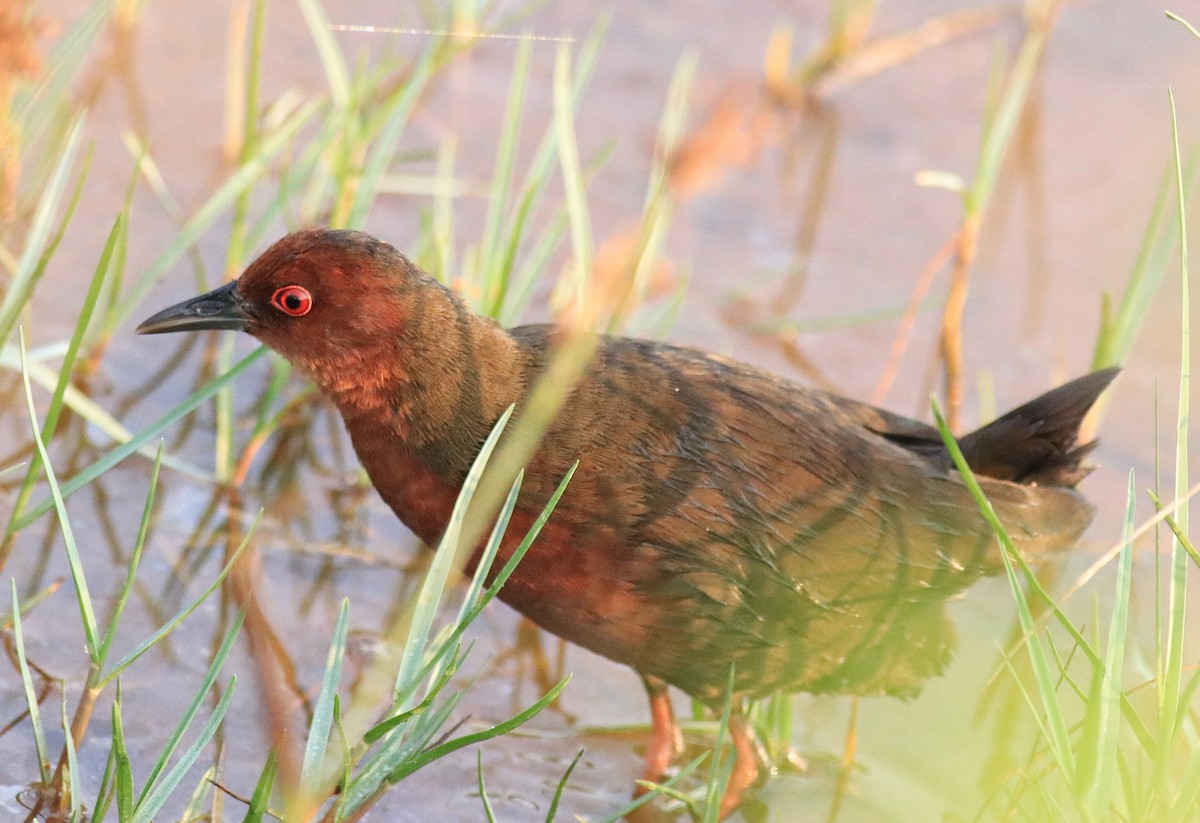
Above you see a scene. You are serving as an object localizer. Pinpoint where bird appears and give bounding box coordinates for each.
[137,228,1117,817]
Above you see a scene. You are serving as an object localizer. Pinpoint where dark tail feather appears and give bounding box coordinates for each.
[956,367,1120,487]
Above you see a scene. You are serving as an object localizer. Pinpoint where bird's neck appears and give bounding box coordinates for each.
[317,283,528,487]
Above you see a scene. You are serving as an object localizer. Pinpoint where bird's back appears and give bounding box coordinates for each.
[498,326,1110,702]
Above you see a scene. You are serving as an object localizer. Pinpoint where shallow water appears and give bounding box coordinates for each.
[4,1,1200,821]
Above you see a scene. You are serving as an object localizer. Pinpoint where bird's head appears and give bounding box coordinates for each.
[137,228,431,376]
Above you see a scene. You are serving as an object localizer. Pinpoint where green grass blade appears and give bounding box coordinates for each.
[132,676,238,823]
[495,19,607,325]
[348,681,471,810]
[5,211,127,536]
[345,47,438,229]
[10,580,50,783]
[479,38,532,314]
[597,752,710,823]
[1169,89,1190,534]
[1092,155,1196,371]
[399,463,576,709]
[333,695,353,822]
[9,346,268,532]
[0,115,85,347]
[244,751,278,823]
[702,667,737,823]
[553,42,594,324]
[112,681,133,821]
[97,444,161,663]
[130,610,246,808]
[350,460,573,812]
[19,330,100,661]
[385,676,570,784]
[392,404,514,704]
[301,598,350,787]
[0,579,60,630]
[544,748,584,822]
[1082,471,1136,812]
[61,686,81,820]
[0,347,209,485]
[458,463,577,629]
[966,17,1046,216]
[477,750,497,823]
[100,528,254,685]
[1167,11,1200,40]
[1160,87,1191,780]
[90,745,117,823]
[931,397,1076,776]
[298,0,350,105]
[451,470,523,633]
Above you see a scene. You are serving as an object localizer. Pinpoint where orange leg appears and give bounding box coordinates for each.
[717,711,762,819]
[636,674,684,794]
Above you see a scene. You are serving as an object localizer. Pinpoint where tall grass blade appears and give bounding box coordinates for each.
[19,329,100,661]
[301,598,350,787]
[931,397,1075,775]
[14,0,111,148]
[10,580,50,783]
[61,686,81,820]
[393,404,514,704]
[702,667,737,823]
[496,19,608,326]
[298,0,350,105]
[554,43,594,323]
[1160,88,1190,786]
[0,350,207,485]
[599,752,710,823]
[0,116,85,346]
[479,39,532,314]
[1081,471,1135,812]
[451,470,522,635]
[112,682,133,821]
[1092,155,1196,371]
[345,47,438,228]
[98,445,162,663]
[90,745,117,823]
[6,212,128,537]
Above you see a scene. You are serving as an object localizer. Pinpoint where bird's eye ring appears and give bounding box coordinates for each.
[270,285,313,317]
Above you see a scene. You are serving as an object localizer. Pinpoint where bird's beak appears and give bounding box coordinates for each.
[136,280,253,335]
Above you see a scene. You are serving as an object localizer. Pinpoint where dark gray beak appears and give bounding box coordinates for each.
[136,280,252,335]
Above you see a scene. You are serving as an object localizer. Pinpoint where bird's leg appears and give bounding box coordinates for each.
[636,674,684,795]
[717,711,764,819]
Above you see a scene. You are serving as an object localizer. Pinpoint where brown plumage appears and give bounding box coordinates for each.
[138,228,1117,816]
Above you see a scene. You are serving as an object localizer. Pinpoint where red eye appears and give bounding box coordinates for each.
[270,285,312,317]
